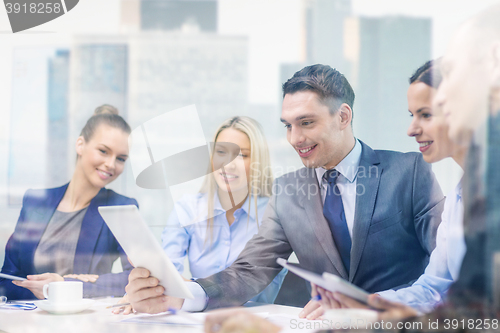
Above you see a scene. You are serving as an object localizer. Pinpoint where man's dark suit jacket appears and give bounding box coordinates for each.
[197,141,445,310]
[0,184,137,300]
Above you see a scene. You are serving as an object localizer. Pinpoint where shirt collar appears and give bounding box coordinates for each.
[213,193,225,213]
[315,138,362,184]
[213,192,257,219]
[236,194,252,217]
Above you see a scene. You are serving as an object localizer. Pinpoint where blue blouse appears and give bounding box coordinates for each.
[162,192,287,304]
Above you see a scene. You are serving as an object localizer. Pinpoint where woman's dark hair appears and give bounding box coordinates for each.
[409,59,443,88]
[80,104,131,141]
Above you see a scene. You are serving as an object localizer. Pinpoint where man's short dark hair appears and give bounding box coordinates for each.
[282,64,355,115]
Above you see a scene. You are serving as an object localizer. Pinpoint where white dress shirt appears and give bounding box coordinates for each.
[315,139,362,239]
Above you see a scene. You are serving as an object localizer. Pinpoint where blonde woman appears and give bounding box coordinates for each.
[162,116,287,303]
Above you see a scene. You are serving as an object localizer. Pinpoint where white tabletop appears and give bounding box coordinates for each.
[0,298,314,333]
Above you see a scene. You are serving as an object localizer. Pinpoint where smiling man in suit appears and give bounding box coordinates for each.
[124,64,444,317]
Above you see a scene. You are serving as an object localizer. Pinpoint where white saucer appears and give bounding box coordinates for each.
[35,299,95,314]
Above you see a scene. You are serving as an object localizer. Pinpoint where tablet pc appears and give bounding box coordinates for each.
[99,205,194,299]
[0,273,27,281]
[276,258,368,304]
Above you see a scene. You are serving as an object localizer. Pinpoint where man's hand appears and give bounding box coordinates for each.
[299,283,331,320]
[315,285,343,310]
[112,294,134,315]
[63,274,99,283]
[205,309,281,333]
[330,292,418,321]
[125,267,184,314]
[12,273,64,299]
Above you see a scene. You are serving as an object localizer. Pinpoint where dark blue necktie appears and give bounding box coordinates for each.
[323,169,351,274]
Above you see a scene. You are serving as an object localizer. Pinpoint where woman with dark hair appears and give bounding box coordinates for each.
[0,105,138,300]
[365,60,467,312]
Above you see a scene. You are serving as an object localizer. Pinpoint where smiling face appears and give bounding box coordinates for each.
[281,91,353,169]
[76,124,129,190]
[407,82,459,164]
[212,128,251,193]
[434,23,491,145]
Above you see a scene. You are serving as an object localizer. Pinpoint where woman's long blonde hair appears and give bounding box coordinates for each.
[200,116,273,245]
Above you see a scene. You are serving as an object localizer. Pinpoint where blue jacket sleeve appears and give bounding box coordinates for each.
[0,236,37,300]
[0,191,37,300]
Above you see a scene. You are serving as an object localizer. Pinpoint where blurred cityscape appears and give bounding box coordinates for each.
[2,0,463,264]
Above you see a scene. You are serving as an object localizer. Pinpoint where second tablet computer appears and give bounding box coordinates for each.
[277,258,368,304]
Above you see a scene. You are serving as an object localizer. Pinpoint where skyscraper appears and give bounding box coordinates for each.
[68,29,248,229]
[69,37,129,193]
[127,31,248,138]
[7,47,58,205]
[47,50,70,187]
[345,16,432,153]
[305,0,352,74]
[140,0,217,32]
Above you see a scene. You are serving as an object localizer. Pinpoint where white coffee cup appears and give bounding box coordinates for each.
[43,281,83,304]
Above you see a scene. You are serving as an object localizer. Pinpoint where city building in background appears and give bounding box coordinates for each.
[5,0,447,213]
[278,2,435,168]
[346,16,432,153]
[47,50,71,188]
[140,0,217,32]
[8,48,61,205]
[70,7,248,229]
[2,0,467,267]
[69,39,129,194]
[127,31,247,137]
[126,29,248,226]
[120,0,218,33]
[305,0,352,76]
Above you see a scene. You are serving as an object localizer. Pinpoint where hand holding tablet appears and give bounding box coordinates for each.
[276,258,369,304]
[99,205,194,300]
[0,273,27,281]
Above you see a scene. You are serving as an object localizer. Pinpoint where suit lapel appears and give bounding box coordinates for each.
[350,141,382,281]
[73,188,107,274]
[27,185,68,273]
[298,168,348,279]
